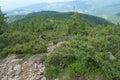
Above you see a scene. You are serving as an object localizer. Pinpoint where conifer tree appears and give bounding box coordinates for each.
[68,6,80,34]
[0,7,7,34]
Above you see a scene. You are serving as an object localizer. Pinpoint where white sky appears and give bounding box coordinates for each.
[0,0,75,11]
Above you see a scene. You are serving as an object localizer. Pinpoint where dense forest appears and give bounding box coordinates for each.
[0,10,120,80]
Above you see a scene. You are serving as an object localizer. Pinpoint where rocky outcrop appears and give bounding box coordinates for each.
[0,41,65,80]
[0,54,46,80]
[47,41,65,52]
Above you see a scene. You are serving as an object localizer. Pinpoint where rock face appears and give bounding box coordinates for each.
[0,55,46,80]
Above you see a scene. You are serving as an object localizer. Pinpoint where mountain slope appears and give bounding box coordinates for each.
[9,11,111,25]
[7,11,59,23]
[1,9,120,80]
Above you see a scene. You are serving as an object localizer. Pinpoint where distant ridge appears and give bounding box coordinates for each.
[9,11,112,25]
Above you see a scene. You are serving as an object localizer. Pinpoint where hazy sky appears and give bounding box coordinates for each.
[0,0,75,11]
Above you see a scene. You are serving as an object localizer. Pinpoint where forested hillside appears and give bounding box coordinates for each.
[0,10,120,80]
[8,11,112,25]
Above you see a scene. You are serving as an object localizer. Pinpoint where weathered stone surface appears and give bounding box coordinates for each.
[41,77,46,80]
[0,42,66,80]
[14,64,22,74]
[0,55,46,80]
[1,76,8,80]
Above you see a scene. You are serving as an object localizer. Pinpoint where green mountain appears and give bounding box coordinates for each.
[7,11,59,23]
[8,11,111,25]
[1,10,120,80]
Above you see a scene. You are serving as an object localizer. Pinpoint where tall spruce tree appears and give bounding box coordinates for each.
[0,7,7,34]
[68,6,80,34]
